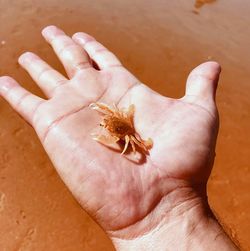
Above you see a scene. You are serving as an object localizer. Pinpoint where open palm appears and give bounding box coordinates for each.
[0,26,221,236]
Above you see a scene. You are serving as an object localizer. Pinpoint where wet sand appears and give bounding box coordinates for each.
[0,0,250,250]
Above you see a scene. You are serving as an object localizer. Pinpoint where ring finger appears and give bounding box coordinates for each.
[18,52,67,98]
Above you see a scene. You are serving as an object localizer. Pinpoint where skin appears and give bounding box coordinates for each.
[0,26,239,250]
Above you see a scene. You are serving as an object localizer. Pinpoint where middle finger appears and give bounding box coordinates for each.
[42,25,92,78]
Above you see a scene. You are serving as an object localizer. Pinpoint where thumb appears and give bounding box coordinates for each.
[185,61,221,101]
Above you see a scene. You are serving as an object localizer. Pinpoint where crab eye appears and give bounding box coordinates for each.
[99,123,103,127]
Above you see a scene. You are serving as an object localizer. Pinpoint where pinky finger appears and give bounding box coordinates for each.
[0,76,45,126]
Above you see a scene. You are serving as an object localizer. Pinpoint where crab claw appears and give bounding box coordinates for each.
[144,138,153,148]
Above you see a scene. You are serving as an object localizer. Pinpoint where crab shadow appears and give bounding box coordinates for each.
[105,141,148,165]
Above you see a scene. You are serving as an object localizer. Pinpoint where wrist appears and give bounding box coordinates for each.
[108,187,238,251]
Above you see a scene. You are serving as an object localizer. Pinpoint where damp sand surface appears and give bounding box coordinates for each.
[0,0,250,250]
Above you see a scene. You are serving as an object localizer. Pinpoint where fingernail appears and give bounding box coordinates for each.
[72,32,94,44]
[42,25,64,42]
[18,52,35,64]
[0,76,15,94]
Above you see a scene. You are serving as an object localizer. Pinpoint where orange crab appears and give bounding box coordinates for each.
[89,102,153,154]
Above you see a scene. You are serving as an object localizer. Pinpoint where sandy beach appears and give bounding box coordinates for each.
[0,0,249,250]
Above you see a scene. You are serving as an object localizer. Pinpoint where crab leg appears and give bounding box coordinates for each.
[89,102,114,115]
[134,134,153,149]
[121,135,130,155]
[92,134,119,145]
[130,136,136,154]
[131,135,147,151]
[112,103,127,118]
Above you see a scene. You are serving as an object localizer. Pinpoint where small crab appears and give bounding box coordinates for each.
[89,102,153,154]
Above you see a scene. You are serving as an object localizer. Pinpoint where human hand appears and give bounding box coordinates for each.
[0,26,237,250]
